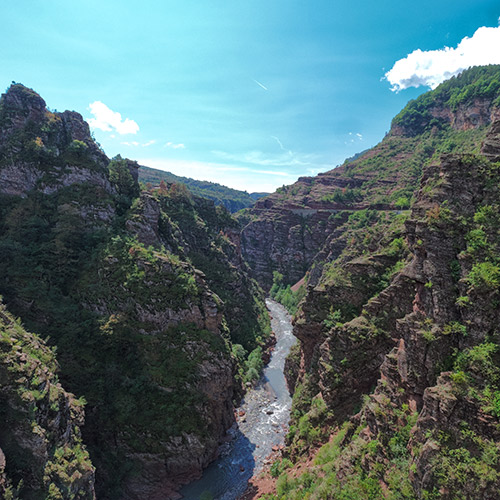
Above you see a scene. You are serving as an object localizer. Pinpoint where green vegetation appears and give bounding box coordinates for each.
[321,187,362,205]
[393,65,500,135]
[269,271,307,316]
[138,164,267,212]
[260,67,500,500]
[266,405,418,500]
[243,346,264,384]
[317,210,409,325]
[0,83,272,498]
[0,175,271,495]
[0,300,94,500]
[108,155,140,214]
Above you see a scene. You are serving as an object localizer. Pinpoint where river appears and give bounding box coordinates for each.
[179,299,296,500]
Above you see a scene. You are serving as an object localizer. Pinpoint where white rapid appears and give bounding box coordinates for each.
[179,299,296,500]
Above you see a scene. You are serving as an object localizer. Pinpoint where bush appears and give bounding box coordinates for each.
[466,262,500,292]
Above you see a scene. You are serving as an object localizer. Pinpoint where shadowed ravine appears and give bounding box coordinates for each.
[179,299,296,500]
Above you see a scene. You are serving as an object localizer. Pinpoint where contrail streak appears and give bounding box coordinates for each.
[253,79,268,91]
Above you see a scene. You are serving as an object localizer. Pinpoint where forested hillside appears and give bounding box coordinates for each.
[0,83,270,499]
[242,65,500,500]
[138,165,267,213]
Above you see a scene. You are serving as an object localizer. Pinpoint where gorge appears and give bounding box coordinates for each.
[1,64,500,500]
[180,299,295,500]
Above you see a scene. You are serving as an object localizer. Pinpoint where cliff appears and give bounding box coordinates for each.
[0,83,270,499]
[246,66,500,499]
[0,299,95,499]
[239,66,500,290]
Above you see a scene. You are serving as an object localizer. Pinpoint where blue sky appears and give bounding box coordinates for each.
[1,1,499,192]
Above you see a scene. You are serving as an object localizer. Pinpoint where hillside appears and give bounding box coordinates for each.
[238,65,500,290]
[242,65,500,499]
[138,164,267,213]
[2,65,500,500]
[0,83,270,499]
[0,298,95,500]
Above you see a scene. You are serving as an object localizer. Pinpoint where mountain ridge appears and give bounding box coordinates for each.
[138,164,268,213]
[2,65,500,500]
[0,82,270,499]
[243,64,500,500]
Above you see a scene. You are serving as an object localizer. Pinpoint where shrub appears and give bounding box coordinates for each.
[466,262,500,291]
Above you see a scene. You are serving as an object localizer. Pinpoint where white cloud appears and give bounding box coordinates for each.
[385,24,500,91]
[87,101,139,134]
[121,140,156,147]
[164,141,186,149]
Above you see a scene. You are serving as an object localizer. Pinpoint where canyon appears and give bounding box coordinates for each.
[1,64,500,500]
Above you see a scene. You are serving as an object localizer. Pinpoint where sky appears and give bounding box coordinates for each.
[1,1,500,193]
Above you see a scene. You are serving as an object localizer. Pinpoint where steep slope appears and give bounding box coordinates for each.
[138,164,267,212]
[239,65,500,290]
[260,124,500,500]
[0,84,270,499]
[248,66,500,499]
[0,299,95,500]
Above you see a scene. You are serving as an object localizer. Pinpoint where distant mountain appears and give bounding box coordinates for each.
[249,191,269,200]
[138,164,268,212]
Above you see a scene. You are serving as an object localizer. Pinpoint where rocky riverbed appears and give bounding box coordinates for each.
[178,299,296,500]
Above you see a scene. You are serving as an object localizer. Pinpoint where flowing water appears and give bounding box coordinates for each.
[179,299,296,500]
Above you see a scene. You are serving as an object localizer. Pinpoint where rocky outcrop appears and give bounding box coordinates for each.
[127,188,271,352]
[240,208,347,289]
[481,118,500,161]
[125,192,172,250]
[409,373,500,499]
[252,67,500,499]
[0,84,112,199]
[240,67,500,293]
[0,84,272,500]
[391,96,500,137]
[75,221,237,498]
[295,150,500,497]
[0,448,7,497]
[0,301,95,499]
[122,349,234,500]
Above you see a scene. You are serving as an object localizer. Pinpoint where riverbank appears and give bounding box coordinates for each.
[179,300,296,500]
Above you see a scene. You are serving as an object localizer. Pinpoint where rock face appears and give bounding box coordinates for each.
[0,84,270,499]
[356,151,500,497]
[126,189,271,352]
[391,96,500,136]
[0,300,95,499]
[246,66,500,499]
[240,205,347,290]
[0,84,112,199]
[240,66,500,292]
[481,118,500,161]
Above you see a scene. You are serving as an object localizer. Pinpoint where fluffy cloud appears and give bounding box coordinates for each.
[87,101,139,134]
[385,24,500,91]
